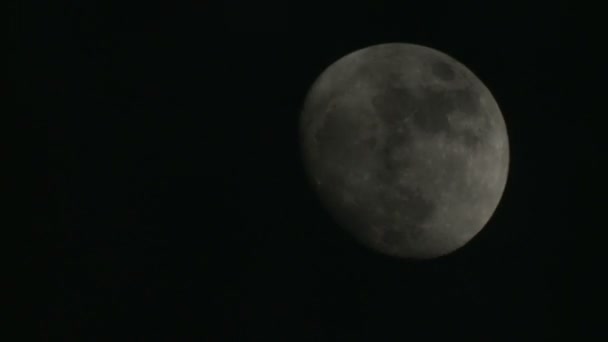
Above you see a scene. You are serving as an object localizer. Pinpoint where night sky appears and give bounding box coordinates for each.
[15,1,606,340]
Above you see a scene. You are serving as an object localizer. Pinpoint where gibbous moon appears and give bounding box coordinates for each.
[300,43,509,259]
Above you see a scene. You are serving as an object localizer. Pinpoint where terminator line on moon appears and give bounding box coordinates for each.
[300,43,509,259]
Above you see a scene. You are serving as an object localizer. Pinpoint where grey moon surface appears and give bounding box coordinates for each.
[300,43,509,259]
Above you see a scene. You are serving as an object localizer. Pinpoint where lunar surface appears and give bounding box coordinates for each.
[300,43,509,259]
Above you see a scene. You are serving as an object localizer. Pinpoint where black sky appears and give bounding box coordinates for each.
[14,0,607,340]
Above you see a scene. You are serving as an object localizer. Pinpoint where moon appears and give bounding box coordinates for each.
[300,43,509,259]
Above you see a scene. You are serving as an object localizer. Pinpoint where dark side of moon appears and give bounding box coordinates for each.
[300,43,509,259]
